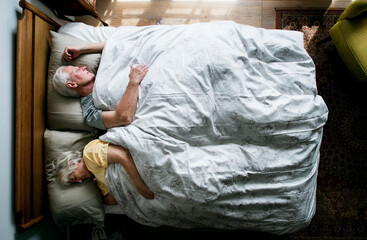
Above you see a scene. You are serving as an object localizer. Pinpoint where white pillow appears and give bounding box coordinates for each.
[58,22,116,42]
[44,129,104,226]
[47,31,101,131]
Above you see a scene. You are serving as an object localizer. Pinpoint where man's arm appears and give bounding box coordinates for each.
[63,42,105,61]
[101,65,149,128]
[107,144,154,200]
[81,95,107,130]
[80,65,148,130]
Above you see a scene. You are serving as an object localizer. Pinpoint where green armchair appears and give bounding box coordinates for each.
[329,0,367,83]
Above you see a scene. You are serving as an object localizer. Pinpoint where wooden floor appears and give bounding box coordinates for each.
[76,0,351,28]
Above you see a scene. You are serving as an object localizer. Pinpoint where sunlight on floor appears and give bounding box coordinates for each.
[171,0,238,1]
[116,0,237,2]
[165,7,194,15]
[77,0,352,28]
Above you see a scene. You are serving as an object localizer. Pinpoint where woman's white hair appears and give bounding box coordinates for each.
[53,66,79,97]
[56,150,82,185]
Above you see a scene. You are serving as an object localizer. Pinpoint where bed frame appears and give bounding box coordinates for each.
[15,0,60,231]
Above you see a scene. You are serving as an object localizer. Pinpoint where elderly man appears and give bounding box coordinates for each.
[53,42,149,130]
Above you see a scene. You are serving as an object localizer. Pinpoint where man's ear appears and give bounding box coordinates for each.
[66,81,78,89]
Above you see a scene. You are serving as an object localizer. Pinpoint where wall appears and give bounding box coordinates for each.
[0,0,64,239]
[0,0,21,238]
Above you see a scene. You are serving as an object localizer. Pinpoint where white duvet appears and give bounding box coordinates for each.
[93,21,328,235]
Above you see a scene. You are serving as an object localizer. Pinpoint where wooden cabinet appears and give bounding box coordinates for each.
[41,0,108,26]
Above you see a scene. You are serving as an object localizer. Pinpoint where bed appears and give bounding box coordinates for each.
[15,0,328,235]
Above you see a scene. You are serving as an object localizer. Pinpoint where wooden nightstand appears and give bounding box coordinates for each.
[41,0,108,26]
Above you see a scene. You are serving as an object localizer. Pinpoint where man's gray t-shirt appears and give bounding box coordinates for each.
[80,94,106,130]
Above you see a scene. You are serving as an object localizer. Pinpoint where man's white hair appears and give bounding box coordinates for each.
[56,150,82,185]
[53,66,79,97]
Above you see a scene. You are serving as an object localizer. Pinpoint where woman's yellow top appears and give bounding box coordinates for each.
[83,139,110,196]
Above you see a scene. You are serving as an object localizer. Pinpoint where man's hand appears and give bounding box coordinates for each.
[62,43,105,62]
[101,64,148,128]
[129,64,149,85]
[63,46,81,61]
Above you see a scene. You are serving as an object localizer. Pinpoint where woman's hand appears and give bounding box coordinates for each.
[103,193,118,205]
[62,46,81,61]
[129,64,149,85]
[107,144,155,200]
[138,184,155,200]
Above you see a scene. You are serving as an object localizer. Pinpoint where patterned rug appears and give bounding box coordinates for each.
[276,9,367,239]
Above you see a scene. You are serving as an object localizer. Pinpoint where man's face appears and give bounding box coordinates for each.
[68,158,93,183]
[63,66,95,87]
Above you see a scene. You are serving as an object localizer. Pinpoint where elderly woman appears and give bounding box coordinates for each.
[56,139,154,205]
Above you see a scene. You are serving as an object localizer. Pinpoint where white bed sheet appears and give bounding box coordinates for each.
[92,21,328,235]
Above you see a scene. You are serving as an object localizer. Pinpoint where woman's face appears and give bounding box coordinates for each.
[68,158,93,183]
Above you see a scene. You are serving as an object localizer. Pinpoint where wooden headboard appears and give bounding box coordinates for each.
[15,0,60,231]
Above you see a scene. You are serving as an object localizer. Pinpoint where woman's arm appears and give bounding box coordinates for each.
[103,193,118,205]
[107,144,154,199]
[63,42,105,61]
[101,65,149,128]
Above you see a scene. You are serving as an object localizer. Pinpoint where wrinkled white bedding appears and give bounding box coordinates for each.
[94,21,328,235]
